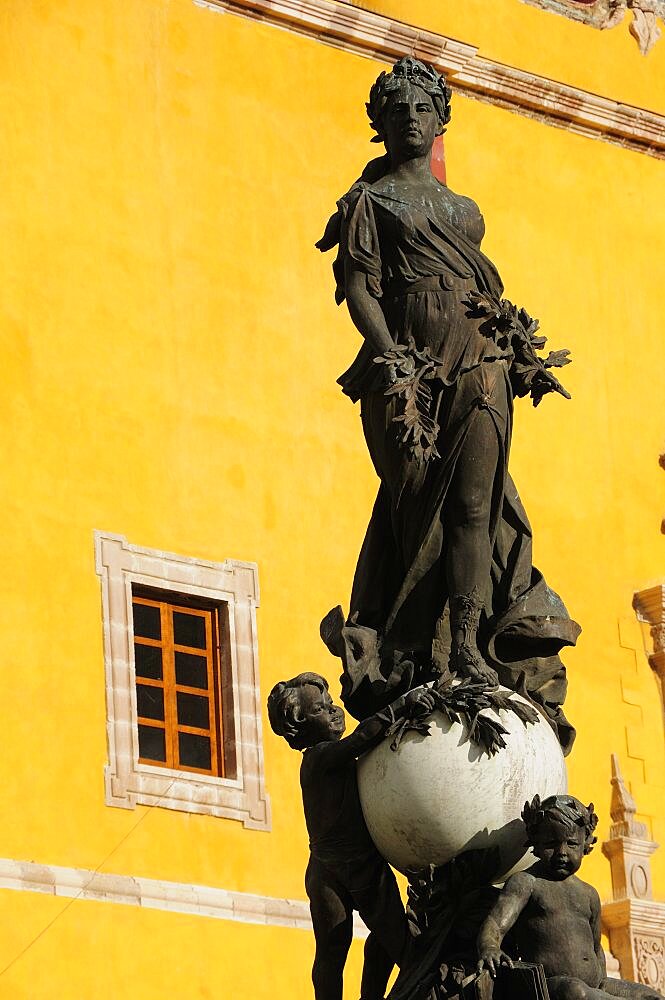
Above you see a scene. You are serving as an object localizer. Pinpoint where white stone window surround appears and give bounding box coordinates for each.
[95,531,270,830]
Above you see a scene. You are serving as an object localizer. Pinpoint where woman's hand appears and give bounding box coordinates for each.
[403,685,437,717]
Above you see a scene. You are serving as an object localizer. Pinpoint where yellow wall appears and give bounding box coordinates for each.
[0,0,664,996]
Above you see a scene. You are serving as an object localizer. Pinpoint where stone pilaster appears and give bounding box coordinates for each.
[601,755,665,993]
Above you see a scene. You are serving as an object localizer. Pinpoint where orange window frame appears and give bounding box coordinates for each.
[132,594,226,777]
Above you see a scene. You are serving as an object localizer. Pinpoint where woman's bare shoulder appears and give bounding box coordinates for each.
[436,181,482,214]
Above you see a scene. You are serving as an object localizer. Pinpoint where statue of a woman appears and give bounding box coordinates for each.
[318,58,579,754]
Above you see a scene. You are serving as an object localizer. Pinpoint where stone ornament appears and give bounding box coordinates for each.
[521,0,665,54]
[637,938,665,994]
[601,756,665,994]
[633,585,665,708]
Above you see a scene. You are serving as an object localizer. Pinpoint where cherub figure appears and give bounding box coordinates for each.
[267,672,435,1000]
[476,794,664,1000]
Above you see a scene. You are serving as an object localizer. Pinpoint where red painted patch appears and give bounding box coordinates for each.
[431,135,446,184]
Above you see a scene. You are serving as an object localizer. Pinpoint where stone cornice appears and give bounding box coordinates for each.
[194,0,665,159]
[603,837,660,860]
[603,897,665,934]
[634,583,665,683]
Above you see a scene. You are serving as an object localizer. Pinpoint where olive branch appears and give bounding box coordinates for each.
[463,291,573,407]
[374,337,444,465]
[385,674,540,758]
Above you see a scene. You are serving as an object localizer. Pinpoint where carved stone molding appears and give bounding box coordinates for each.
[522,0,664,55]
[602,755,658,901]
[0,855,368,936]
[194,0,665,160]
[601,755,665,991]
[633,583,665,701]
[636,935,665,991]
[603,902,665,991]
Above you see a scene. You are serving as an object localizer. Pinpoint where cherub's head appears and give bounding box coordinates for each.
[522,794,598,880]
[267,673,346,750]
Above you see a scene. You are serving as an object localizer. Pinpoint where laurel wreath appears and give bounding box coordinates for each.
[385,674,541,758]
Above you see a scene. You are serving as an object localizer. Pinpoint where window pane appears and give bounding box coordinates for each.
[173,611,207,650]
[138,724,166,762]
[137,684,165,721]
[177,692,210,730]
[132,602,161,640]
[175,651,208,689]
[134,643,163,680]
[179,732,211,770]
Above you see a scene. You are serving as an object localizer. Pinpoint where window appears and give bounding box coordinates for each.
[132,590,236,778]
[95,532,270,828]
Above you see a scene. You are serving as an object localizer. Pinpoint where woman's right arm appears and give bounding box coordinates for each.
[344,263,396,355]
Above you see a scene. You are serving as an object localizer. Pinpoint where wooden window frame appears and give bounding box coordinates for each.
[133,593,227,777]
[95,531,270,829]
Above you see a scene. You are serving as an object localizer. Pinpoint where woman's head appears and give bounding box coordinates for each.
[367,57,452,154]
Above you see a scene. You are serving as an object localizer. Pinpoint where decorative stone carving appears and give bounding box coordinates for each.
[629,3,663,53]
[522,0,665,54]
[602,754,657,900]
[522,1,623,28]
[633,584,665,705]
[601,755,665,990]
[636,936,665,992]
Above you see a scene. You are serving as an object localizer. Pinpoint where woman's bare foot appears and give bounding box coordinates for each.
[449,640,499,686]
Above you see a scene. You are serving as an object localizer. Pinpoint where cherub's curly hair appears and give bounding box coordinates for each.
[267,672,329,751]
[522,794,598,855]
[367,57,452,143]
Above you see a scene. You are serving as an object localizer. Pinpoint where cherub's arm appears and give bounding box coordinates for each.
[590,886,607,979]
[320,686,436,766]
[477,873,534,977]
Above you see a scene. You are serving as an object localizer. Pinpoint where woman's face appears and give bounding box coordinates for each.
[381,79,442,162]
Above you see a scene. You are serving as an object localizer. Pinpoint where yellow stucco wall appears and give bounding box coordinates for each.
[0,0,664,996]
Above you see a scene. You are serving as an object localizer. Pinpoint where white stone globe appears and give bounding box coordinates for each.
[357,691,567,881]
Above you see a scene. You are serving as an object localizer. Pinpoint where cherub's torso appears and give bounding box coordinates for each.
[299,744,376,865]
[515,874,603,987]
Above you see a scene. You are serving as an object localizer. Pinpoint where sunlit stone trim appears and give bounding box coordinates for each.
[95,531,270,829]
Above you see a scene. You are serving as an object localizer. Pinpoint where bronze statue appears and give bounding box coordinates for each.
[477,795,664,1000]
[318,57,579,753]
[267,672,436,1000]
